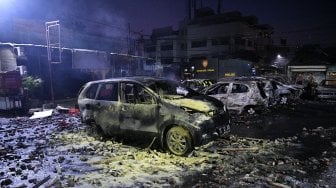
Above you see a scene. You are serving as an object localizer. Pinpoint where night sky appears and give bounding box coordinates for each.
[1,0,336,46]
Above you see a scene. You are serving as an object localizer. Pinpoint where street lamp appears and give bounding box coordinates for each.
[45,20,61,105]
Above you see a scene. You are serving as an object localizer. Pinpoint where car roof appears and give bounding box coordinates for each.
[218,76,266,81]
[85,76,177,85]
[216,80,260,84]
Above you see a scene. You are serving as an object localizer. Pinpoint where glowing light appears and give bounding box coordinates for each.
[0,0,12,7]
[277,54,282,59]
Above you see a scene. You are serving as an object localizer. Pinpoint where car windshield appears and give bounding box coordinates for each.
[146,80,198,99]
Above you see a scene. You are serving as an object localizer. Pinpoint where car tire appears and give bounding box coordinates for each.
[279,95,288,104]
[243,106,255,115]
[165,126,193,156]
[86,121,104,139]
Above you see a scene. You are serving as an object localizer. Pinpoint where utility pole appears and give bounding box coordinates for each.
[45,20,61,105]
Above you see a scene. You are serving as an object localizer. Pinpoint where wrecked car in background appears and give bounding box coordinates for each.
[264,79,302,104]
[181,79,215,92]
[219,76,302,105]
[78,77,230,156]
[316,79,336,101]
[201,80,268,114]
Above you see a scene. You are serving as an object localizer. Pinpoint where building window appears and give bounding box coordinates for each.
[161,45,173,51]
[180,43,186,50]
[211,37,230,46]
[235,37,245,45]
[247,40,253,47]
[191,40,207,48]
[145,46,156,52]
[161,58,173,64]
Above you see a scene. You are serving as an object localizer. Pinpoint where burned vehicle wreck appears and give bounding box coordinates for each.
[201,80,268,114]
[78,77,230,156]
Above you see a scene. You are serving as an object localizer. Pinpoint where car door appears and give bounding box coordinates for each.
[94,82,120,135]
[119,81,159,134]
[227,83,249,112]
[207,83,230,106]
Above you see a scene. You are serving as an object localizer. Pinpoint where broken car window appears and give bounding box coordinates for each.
[217,84,229,94]
[148,80,194,99]
[231,84,248,93]
[97,82,118,101]
[122,82,155,104]
[85,83,99,99]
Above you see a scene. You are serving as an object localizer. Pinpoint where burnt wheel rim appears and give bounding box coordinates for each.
[167,129,188,155]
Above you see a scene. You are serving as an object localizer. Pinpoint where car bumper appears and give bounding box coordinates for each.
[193,112,231,146]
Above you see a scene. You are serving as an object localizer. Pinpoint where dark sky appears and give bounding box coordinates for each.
[1,0,336,46]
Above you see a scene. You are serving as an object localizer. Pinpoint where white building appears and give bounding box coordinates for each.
[143,8,274,79]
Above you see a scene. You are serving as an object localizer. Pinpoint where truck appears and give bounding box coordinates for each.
[185,58,253,80]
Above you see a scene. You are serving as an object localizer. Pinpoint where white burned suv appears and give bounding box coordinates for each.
[78,77,230,156]
[201,80,268,114]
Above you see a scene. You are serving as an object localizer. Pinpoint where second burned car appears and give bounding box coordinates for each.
[201,80,268,114]
[78,77,230,156]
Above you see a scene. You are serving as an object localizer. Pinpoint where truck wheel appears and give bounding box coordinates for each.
[165,126,193,156]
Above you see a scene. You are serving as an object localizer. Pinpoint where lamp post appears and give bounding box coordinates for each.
[45,20,61,105]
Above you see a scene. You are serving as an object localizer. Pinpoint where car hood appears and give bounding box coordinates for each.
[162,95,223,113]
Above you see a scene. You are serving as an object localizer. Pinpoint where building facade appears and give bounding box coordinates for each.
[143,8,274,80]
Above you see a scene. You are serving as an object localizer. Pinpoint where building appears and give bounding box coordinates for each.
[143,7,274,80]
[287,45,336,84]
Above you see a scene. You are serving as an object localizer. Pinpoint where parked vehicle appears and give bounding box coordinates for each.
[181,79,215,92]
[316,80,336,101]
[201,80,268,114]
[265,79,302,104]
[219,76,301,105]
[78,77,230,156]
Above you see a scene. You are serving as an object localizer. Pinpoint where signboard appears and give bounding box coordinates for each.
[224,72,236,77]
[72,50,109,70]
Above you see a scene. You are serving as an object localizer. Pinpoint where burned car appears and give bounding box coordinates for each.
[181,79,215,92]
[78,77,230,156]
[316,79,336,101]
[219,76,301,105]
[264,79,302,104]
[201,80,268,114]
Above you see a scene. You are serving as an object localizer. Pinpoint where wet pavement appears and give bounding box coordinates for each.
[0,100,335,187]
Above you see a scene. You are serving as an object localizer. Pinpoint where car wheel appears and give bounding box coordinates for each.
[247,107,255,115]
[279,95,288,104]
[166,126,192,156]
[86,121,104,139]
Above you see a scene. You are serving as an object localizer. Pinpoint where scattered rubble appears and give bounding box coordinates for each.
[0,102,336,187]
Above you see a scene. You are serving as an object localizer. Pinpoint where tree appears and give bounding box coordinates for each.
[22,76,43,98]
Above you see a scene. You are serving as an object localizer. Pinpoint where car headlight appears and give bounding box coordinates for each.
[207,110,214,117]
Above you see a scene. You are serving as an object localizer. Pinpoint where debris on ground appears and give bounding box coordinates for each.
[1,101,336,187]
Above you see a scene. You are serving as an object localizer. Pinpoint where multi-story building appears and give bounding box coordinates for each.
[143,7,274,80]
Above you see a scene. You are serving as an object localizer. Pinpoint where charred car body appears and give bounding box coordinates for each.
[78,77,230,156]
[181,79,215,92]
[201,80,268,114]
[316,80,336,101]
[264,79,302,104]
[219,76,302,105]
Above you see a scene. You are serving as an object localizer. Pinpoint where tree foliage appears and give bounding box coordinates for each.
[22,76,43,97]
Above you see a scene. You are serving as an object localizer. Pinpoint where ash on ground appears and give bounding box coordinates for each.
[1,101,336,187]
